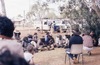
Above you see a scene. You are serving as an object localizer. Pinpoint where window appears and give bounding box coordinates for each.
[44,22,47,25]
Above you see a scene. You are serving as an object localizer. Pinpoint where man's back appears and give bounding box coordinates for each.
[69,35,83,48]
[0,39,24,57]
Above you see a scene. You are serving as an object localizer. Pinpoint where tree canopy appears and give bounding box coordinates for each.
[26,0,100,34]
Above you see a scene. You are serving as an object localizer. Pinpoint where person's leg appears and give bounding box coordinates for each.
[73,54,78,64]
[83,46,92,55]
[74,54,78,58]
[88,51,91,55]
[68,54,79,64]
[68,54,73,59]
[47,44,51,50]
[58,41,61,48]
[50,44,54,50]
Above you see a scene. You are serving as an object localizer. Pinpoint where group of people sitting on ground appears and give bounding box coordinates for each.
[55,34,70,48]
[21,31,70,52]
[39,32,55,51]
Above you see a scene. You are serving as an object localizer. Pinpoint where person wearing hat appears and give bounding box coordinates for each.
[13,29,21,41]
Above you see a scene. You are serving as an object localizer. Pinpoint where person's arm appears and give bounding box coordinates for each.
[68,36,73,48]
[29,56,35,65]
[45,36,47,42]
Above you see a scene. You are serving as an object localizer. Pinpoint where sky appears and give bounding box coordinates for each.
[0,0,65,19]
[2,0,54,19]
[1,0,56,19]
[2,0,36,18]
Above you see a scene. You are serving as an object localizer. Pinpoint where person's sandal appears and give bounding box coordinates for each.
[88,51,91,56]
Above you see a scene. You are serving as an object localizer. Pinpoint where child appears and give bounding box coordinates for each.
[24,45,35,65]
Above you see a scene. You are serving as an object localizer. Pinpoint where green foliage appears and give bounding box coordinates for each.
[71,24,79,30]
[59,0,100,33]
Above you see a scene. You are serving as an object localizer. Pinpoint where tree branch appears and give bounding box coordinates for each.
[92,0,100,17]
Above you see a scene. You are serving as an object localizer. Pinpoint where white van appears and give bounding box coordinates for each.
[33,20,50,31]
[54,20,67,30]
[53,19,71,32]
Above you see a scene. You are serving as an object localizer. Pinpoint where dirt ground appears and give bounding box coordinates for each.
[34,47,100,65]
[17,27,100,65]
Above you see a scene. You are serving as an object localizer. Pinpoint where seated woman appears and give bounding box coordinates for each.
[82,31,93,55]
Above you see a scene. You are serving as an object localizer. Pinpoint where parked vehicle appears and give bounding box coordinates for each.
[33,20,50,31]
[54,20,68,32]
[54,25,60,32]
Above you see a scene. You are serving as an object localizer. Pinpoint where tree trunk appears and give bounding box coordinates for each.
[0,0,6,16]
[92,0,100,17]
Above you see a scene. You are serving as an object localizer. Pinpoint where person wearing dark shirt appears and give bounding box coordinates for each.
[67,29,83,64]
[90,31,98,46]
[33,33,38,43]
[69,35,83,48]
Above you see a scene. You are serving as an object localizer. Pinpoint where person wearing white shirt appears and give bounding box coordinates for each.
[24,45,35,65]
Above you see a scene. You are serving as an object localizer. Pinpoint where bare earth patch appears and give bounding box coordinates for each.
[34,47,100,65]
